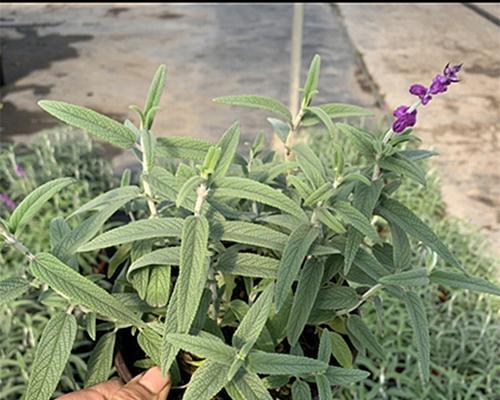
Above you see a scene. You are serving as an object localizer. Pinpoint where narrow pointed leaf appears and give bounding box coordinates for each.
[177,176,205,208]
[217,251,279,279]
[314,286,358,310]
[143,64,166,129]
[165,333,236,365]
[317,329,332,363]
[379,154,426,186]
[287,258,324,346]
[25,312,77,400]
[330,332,353,368]
[429,270,500,296]
[177,216,210,333]
[225,370,272,400]
[376,197,463,272]
[275,224,320,311]
[404,291,430,383]
[214,95,292,122]
[324,366,370,386]
[183,360,230,400]
[316,374,333,400]
[304,106,335,136]
[390,222,412,270]
[212,122,240,179]
[128,247,180,279]
[156,136,212,160]
[31,253,143,326]
[248,352,328,376]
[346,315,384,359]
[0,277,30,306]
[379,268,429,287]
[38,100,136,148]
[302,104,373,126]
[9,177,75,232]
[85,332,116,387]
[145,266,171,307]
[291,380,312,400]
[293,143,327,189]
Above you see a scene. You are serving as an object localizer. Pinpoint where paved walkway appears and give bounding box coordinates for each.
[338,3,500,254]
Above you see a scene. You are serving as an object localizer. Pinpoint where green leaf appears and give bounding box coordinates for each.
[225,370,272,400]
[165,333,236,365]
[217,251,279,279]
[291,380,312,400]
[160,285,180,373]
[404,291,430,383]
[138,326,163,365]
[31,253,144,326]
[390,222,412,270]
[302,54,321,106]
[212,122,240,180]
[177,176,206,208]
[183,360,230,400]
[156,136,212,160]
[214,95,292,122]
[267,117,290,143]
[324,366,370,386]
[330,332,353,368]
[128,247,180,278]
[303,182,335,207]
[379,154,426,186]
[143,64,166,129]
[213,221,288,251]
[248,352,328,376]
[275,224,320,311]
[346,315,384,359]
[140,129,156,171]
[25,312,77,400]
[302,104,373,126]
[317,329,332,363]
[429,270,500,296]
[400,149,439,161]
[376,197,463,272]
[85,332,116,387]
[49,217,71,251]
[177,216,210,333]
[335,123,375,159]
[379,268,429,287]
[77,218,183,252]
[69,186,141,218]
[145,266,171,307]
[0,277,30,306]
[233,283,274,351]
[38,100,136,149]
[287,258,324,346]
[9,177,75,233]
[304,106,335,136]
[335,201,380,243]
[316,374,333,400]
[316,208,346,234]
[293,143,327,189]
[314,286,358,310]
[212,177,307,220]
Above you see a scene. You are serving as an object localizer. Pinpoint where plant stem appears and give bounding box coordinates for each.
[285,109,304,162]
[336,283,383,316]
[0,226,35,262]
[194,184,209,217]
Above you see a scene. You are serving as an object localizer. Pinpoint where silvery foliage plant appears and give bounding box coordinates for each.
[1,56,498,400]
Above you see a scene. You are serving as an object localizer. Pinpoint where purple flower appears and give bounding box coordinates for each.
[392,105,417,133]
[429,74,449,95]
[409,84,432,105]
[0,193,16,210]
[443,63,462,83]
[15,164,27,179]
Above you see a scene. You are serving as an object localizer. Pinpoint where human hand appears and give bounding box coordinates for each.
[57,366,171,400]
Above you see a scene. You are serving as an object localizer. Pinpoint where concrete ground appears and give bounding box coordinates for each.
[1,3,499,253]
[337,3,500,254]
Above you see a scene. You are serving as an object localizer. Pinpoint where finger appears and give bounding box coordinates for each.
[112,366,170,400]
[57,379,123,400]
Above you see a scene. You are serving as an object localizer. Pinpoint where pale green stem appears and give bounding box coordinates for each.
[0,226,34,262]
[336,283,383,316]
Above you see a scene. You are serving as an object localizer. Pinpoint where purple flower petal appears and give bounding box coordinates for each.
[0,193,16,210]
[15,164,27,179]
[393,105,409,118]
[409,84,427,97]
[392,108,417,133]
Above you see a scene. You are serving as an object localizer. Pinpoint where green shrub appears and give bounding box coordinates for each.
[1,58,498,400]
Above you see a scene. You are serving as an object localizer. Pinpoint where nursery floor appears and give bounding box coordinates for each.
[1,3,499,256]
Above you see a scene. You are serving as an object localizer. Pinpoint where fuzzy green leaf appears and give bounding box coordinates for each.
[379,154,427,186]
[78,218,184,252]
[25,312,77,400]
[302,104,373,126]
[314,286,359,310]
[335,123,375,159]
[217,251,279,279]
[233,283,274,351]
[212,177,307,220]
[143,64,166,129]
[304,106,335,136]
[128,247,180,278]
[291,380,312,400]
[287,258,324,346]
[31,253,143,326]
[176,176,206,208]
[183,360,230,400]
[214,95,292,122]
[390,222,412,270]
[0,277,30,306]
[9,177,75,233]
[165,333,236,365]
[145,266,171,307]
[214,221,288,251]
[177,216,210,333]
[404,291,430,383]
[324,366,370,386]
[85,332,116,387]
[293,143,327,189]
[330,332,353,368]
[225,370,272,400]
[335,201,380,243]
[212,122,240,179]
[429,270,500,296]
[346,315,384,359]
[156,136,212,160]
[248,352,328,376]
[379,268,429,287]
[316,208,346,234]
[316,374,333,400]
[38,100,136,148]
[275,224,320,311]
[376,197,463,272]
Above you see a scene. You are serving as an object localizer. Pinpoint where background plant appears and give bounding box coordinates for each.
[1,57,498,400]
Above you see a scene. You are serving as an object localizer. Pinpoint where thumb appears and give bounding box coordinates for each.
[112,366,170,400]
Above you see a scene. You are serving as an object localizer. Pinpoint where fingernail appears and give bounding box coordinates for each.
[138,366,170,393]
